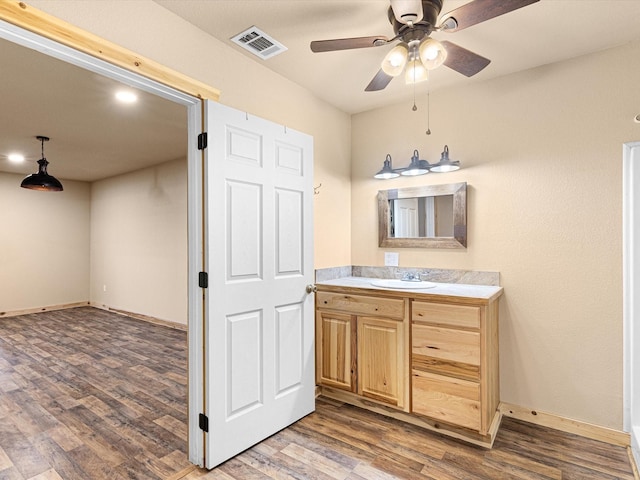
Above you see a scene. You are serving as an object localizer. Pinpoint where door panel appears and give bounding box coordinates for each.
[226,310,263,418]
[276,188,303,275]
[227,180,262,279]
[204,101,315,468]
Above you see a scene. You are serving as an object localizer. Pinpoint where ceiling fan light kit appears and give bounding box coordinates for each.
[419,38,447,69]
[405,59,428,84]
[374,145,459,179]
[20,136,64,192]
[310,0,540,91]
[381,43,409,76]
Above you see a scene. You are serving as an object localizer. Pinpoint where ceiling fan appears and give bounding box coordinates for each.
[310,0,540,91]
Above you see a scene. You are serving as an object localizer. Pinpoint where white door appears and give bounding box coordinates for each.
[203,101,315,468]
[394,198,419,237]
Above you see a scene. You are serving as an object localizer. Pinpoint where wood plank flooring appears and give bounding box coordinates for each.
[0,307,636,479]
[0,307,190,479]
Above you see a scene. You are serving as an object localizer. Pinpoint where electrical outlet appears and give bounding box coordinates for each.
[384,252,399,267]
[103,284,107,292]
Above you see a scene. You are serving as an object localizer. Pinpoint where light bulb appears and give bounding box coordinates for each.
[381,44,408,77]
[405,59,428,84]
[419,38,447,70]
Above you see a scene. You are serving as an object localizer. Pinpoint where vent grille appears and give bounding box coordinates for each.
[231,26,288,60]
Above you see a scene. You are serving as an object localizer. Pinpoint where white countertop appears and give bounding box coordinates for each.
[316,276,503,301]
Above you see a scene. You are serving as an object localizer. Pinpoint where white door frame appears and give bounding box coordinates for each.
[623,141,640,465]
[0,20,206,465]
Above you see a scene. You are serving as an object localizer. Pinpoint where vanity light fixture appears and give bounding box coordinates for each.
[20,136,63,192]
[374,154,401,179]
[374,145,460,179]
[429,145,460,172]
[400,149,430,176]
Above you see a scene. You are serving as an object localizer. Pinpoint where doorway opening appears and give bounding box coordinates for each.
[0,17,206,466]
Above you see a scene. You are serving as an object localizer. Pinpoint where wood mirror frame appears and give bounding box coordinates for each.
[377,182,467,249]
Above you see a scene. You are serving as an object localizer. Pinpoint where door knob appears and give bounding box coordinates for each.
[306,284,317,294]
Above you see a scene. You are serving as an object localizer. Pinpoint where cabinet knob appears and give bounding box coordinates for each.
[306,284,317,294]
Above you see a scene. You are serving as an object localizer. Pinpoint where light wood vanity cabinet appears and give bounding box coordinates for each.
[316,311,355,391]
[357,316,405,406]
[315,282,503,447]
[411,301,499,435]
[315,291,408,409]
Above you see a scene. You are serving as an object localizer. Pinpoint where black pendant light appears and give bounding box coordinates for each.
[20,136,63,191]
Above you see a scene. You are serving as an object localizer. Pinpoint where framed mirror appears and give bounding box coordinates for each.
[378,182,467,249]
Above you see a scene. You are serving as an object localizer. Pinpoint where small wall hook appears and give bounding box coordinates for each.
[314,183,322,195]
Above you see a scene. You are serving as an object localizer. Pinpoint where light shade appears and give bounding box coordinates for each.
[374,154,400,179]
[400,150,429,176]
[20,159,64,191]
[404,59,428,84]
[419,38,447,70]
[430,145,460,172]
[381,43,408,77]
[20,136,63,192]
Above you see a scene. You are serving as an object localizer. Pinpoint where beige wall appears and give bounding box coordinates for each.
[90,158,188,325]
[352,39,640,430]
[0,172,90,312]
[28,0,352,269]
[20,0,640,431]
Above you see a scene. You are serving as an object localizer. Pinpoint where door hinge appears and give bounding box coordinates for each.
[198,272,208,289]
[198,132,208,150]
[199,413,209,432]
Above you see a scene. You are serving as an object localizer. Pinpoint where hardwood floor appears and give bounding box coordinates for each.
[0,307,636,479]
[0,307,190,480]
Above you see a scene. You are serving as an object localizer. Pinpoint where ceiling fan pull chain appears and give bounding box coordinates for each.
[412,62,418,111]
[426,88,431,135]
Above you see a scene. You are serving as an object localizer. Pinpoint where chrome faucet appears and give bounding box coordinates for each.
[401,271,421,282]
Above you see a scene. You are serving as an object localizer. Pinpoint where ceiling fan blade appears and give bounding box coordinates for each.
[440,0,540,32]
[365,69,394,91]
[441,41,490,77]
[310,36,390,53]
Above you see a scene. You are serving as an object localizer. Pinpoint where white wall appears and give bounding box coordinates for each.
[90,158,188,324]
[0,172,90,312]
[351,39,640,430]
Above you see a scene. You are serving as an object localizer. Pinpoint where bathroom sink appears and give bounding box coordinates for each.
[370,279,436,289]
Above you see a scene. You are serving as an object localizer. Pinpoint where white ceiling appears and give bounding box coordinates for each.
[2,0,640,183]
[156,0,640,114]
[0,37,187,183]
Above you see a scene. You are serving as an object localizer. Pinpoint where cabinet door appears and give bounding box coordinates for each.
[316,311,356,391]
[357,316,405,407]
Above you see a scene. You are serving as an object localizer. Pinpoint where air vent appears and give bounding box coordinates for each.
[230,26,288,60]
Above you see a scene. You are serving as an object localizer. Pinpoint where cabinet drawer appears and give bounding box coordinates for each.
[412,370,480,431]
[412,324,480,366]
[412,301,480,329]
[317,292,405,320]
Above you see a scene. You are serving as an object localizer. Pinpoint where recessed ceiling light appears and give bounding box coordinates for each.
[115,90,138,104]
[8,153,24,163]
